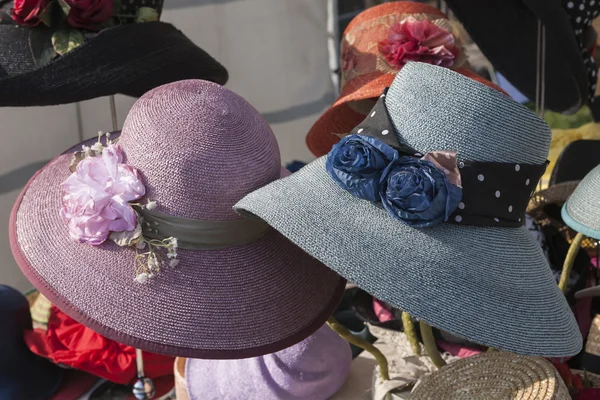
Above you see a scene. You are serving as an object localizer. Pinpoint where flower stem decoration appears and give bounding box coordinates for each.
[61,133,179,284]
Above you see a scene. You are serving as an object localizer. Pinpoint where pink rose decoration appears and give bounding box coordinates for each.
[11,0,49,27]
[60,144,145,245]
[64,0,114,31]
[378,17,457,70]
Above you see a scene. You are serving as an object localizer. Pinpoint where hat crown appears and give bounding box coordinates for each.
[118,80,281,221]
[565,163,600,231]
[385,62,551,164]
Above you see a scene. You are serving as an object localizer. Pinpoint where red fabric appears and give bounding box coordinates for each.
[552,362,600,399]
[372,298,395,323]
[48,370,99,400]
[24,305,174,384]
[437,340,483,358]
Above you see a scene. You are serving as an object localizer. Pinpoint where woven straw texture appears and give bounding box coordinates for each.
[527,181,597,249]
[184,324,352,400]
[409,353,570,400]
[444,0,587,114]
[585,314,600,356]
[10,80,345,359]
[305,2,451,157]
[0,22,228,106]
[235,63,582,357]
[562,164,600,240]
[572,369,600,387]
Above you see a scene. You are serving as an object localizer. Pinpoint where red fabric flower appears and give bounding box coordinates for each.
[64,0,113,31]
[24,305,174,384]
[11,0,49,26]
[378,17,457,70]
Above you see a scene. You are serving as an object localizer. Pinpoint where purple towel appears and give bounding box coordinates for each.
[185,324,352,400]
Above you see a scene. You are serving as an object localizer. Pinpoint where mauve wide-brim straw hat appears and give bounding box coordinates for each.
[9,80,345,358]
[0,0,228,106]
[235,62,582,357]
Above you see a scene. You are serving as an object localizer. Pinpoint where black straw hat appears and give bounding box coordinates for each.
[0,285,63,400]
[445,0,590,114]
[0,0,228,106]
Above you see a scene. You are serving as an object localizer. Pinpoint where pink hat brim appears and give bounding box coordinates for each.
[10,135,345,359]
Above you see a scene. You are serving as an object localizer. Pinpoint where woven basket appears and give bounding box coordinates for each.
[409,352,570,400]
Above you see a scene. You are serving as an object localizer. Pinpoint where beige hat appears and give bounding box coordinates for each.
[410,352,569,400]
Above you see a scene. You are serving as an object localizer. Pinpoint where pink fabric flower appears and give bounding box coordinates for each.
[60,144,145,246]
[378,17,457,70]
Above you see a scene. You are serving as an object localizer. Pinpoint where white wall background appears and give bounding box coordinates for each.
[0,0,333,291]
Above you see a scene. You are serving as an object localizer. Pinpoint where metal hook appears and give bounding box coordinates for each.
[132,349,156,400]
[109,95,119,131]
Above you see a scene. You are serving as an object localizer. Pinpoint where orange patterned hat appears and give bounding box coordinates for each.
[306,2,467,157]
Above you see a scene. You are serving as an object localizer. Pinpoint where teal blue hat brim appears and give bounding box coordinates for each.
[561,202,600,240]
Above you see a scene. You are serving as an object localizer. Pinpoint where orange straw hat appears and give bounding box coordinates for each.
[306,1,470,157]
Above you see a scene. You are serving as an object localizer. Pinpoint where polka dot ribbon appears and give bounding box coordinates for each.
[564,0,600,103]
[347,89,548,228]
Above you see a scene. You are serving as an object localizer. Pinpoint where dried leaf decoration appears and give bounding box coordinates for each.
[29,28,58,67]
[135,7,158,23]
[52,28,85,56]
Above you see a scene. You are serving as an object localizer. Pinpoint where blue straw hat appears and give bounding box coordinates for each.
[235,62,582,357]
[562,163,600,241]
[563,164,600,298]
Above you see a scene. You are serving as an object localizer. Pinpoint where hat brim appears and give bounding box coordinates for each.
[527,181,580,222]
[445,0,588,113]
[234,157,582,357]
[575,285,600,298]
[562,199,600,241]
[10,136,345,359]
[0,22,228,107]
[306,72,394,157]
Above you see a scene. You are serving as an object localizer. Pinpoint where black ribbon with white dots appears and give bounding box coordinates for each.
[563,0,600,104]
[347,89,548,228]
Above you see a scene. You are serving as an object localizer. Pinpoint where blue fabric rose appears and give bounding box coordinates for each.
[326,134,398,201]
[379,157,463,227]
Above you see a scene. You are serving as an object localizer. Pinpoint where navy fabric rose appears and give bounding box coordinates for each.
[379,157,463,227]
[326,134,398,201]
